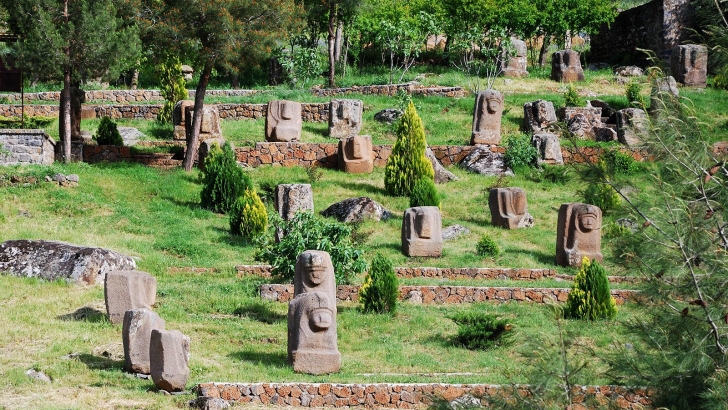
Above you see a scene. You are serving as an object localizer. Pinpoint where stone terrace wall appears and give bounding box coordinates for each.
[259,284,636,305]
[0,89,263,103]
[194,382,653,409]
[312,84,465,98]
[217,103,329,122]
[562,145,651,164]
[0,129,56,166]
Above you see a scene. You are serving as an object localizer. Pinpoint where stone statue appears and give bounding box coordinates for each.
[338,134,373,174]
[531,133,563,165]
[266,100,302,142]
[402,206,442,257]
[489,188,534,229]
[288,250,341,374]
[551,50,585,83]
[471,89,504,145]
[329,99,363,139]
[671,44,707,87]
[556,202,603,267]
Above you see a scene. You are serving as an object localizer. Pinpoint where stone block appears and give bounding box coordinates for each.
[671,44,707,87]
[275,183,314,221]
[489,187,534,229]
[550,50,585,83]
[338,135,373,173]
[502,38,528,78]
[266,100,302,142]
[402,206,442,257]
[531,133,563,165]
[523,100,557,132]
[616,108,647,146]
[471,89,504,145]
[329,99,363,139]
[150,329,190,392]
[122,308,165,374]
[104,270,157,324]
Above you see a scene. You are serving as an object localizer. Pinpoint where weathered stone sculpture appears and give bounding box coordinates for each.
[329,99,363,139]
[104,270,157,325]
[502,38,528,78]
[173,100,194,140]
[532,133,563,165]
[523,100,557,133]
[550,50,585,83]
[402,206,442,257]
[556,202,603,267]
[671,44,707,87]
[471,89,504,145]
[616,108,647,146]
[288,250,341,374]
[489,188,534,229]
[338,135,373,174]
[123,308,165,374]
[275,184,314,220]
[150,329,190,392]
[266,100,302,142]
[184,105,222,143]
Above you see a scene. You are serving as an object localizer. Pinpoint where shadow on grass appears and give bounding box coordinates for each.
[57,306,108,323]
[303,123,328,138]
[234,302,286,324]
[77,353,123,371]
[370,242,402,253]
[229,350,287,367]
[161,195,203,211]
[340,181,388,196]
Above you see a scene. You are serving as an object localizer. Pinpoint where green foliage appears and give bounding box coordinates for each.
[229,189,268,238]
[254,211,367,285]
[625,79,645,108]
[530,164,571,184]
[603,149,637,175]
[358,253,399,314]
[200,143,252,214]
[305,163,323,184]
[0,115,54,129]
[384,101,435,197]
[565,257,617,320]
[714,69,728,90]
[448,310,513,350]
[409,177,441,208]
[157,57,188,124]
[277,46,324,88]
[476,235,500,258]
[503,133,538,172]
[583,182,620,212]
[94,117,123,146]
[563,83,585,107]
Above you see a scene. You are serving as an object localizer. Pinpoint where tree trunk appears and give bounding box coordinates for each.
[334,21,343,62]
[130,69,139,90]
[539,35,551,68]
[183,61,212,172]
[61,0,71,163]
[327,1,337,88]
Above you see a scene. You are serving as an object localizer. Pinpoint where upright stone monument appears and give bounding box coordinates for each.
[173,100,194,141]
[671,44,707,87]
[616,108,647,146]
[471,89,504,145]
[122,308,166,374]
[275,184,314,240]
[502,38,529,78]
[150,329,190,392]
[338,135,373,174]
[104,270,157,325]
[266,100,302,142]
[532,133,563,165]
[523,100,558,133]
[288,250,341,374]
[550,50,585,83]
[329,99,363,139]
[184,105,222,143]
[402,206,443,257]
[556,202,603,267]
[489,188,534,229]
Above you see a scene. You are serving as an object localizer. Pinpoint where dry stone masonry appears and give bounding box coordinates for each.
[0,129,56,166]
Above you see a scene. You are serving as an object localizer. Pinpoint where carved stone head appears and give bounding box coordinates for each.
[556,202,603,267]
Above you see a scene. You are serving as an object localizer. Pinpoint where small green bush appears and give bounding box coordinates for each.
[476,235,500,258]
[625,79,645,108]
[384,101,435,197]
[564,83,585,107]
[449,310,513,350]
[94,117,123,146]
[200,143,252,214]
[409,177,441,208]
[254,211,367,284]
[713,67,728,90]
[358,253,399,314]
[583,183,620,213]
[157,57,188,124]
[603,149,637,175]
[531,164,571,184]
[564,257,617,320]
[503,133,537,172]
[229,189,268,238]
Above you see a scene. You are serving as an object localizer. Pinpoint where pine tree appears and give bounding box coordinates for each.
[384,101,435,197]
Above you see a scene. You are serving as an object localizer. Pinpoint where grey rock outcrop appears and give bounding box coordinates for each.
[373,109,402,124]
[459,147,512,176]
[320,197,392,223]
[425,147,458,183]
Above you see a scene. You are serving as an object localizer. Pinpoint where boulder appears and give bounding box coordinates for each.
[150,329,190,392]
[532,133,563,165]
[373,109,402,124]
[0,240,136,286]
[117,127,144,146]
[320,197,392,223]
[442,224,470,240]
[425,147,458,183]
[459,147,512,176]
[615,66,644,77]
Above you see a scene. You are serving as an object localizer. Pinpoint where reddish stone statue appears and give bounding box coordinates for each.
[338,135,373,174]
[556,202,603,267]
[266,100,302,142]
[402,206,443,257]
[551,50,585,83]
[471,89,504,145]
[489,188,534,229]
[671,44,707,87]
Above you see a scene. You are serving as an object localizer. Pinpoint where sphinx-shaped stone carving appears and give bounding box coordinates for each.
[471,89,504,145]
[288,250,341,374]
[556,202,603,267]
[489,188,534,229]
[329,99,363,139]
[338,134,373,174]
[266,100,302,142]
[550,50,585,83]
[402,206,442,257]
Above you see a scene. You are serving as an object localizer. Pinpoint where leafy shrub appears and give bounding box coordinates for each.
[94,117,123,146]
[449,310,513,350]
[603,149,637,175]
[476,235,500,258]
[254,211,368,284]
[564,257,617,320]
[564,83,585,107]
[503,133,537,172]
[384,101,435,197]
[409,177,441,208]
[358,253,399,314]
[583,183,620,213]
[200,143,252,213]
[229,189,268,238]
[530,164,571,184]
[306,163,323,184]
[277,46,323,88]
[625,79,645,108]
[0,115,54,129]
[713,67,728,90]
[157,57,188,124]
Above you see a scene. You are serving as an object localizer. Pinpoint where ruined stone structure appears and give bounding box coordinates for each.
[616,108,648,146]
[556,203,603,267]
[338,135,373,174]
[532,133,563,165]
[266,100,302,142]
[471,89,504,145]
[489,188,534,229]
[671,44,708,87]
[550,50,585,83]
[288,251,341,374]
[104,270,157,325]
[328,99,363,139]
[122,308,166,374]
[401,207,443,257]
[0,130,56,166]
[523,100,558,133]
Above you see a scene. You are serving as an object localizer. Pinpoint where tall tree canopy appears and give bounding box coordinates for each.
[0,0,141,162]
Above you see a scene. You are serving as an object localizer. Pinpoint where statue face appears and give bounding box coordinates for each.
[578,211,599,232]
[415,210,433,239]
[302,252,326,285]
[487,97,501,114]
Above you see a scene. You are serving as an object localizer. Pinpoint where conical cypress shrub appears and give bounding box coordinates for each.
[200,143,252,213]
[384,101,435,197]
[565,257,617,320]
[358,253,399,314]
[229,189,268,238]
